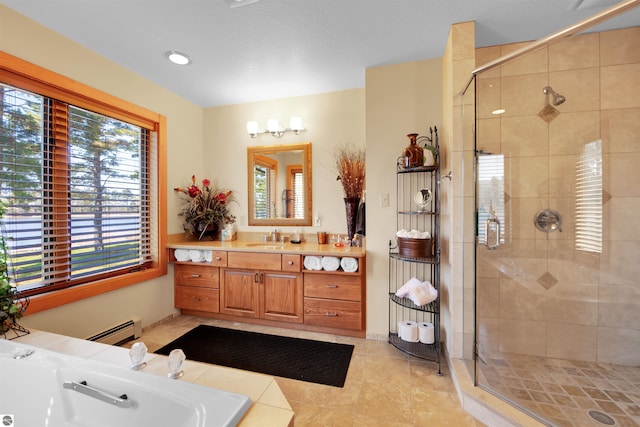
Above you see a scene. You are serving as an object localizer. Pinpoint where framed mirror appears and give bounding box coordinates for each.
[247,142,312,226]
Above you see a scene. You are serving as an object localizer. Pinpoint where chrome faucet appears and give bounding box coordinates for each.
[271,229,279,242]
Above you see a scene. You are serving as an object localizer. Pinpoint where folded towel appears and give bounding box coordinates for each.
[395,277,421,298]
[395,277,438,306]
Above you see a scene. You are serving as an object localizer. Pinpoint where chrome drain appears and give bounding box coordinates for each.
[588,410,615,425]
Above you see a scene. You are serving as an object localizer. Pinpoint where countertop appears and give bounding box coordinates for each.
[167,232,366,258]
[13,330,294,427]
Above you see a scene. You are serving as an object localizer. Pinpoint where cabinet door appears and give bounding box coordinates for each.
[261,271,303,324]
[220,269,259,318]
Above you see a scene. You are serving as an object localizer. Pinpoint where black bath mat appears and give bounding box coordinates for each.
[155,325,354,387]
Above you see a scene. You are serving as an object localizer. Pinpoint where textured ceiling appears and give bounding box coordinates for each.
[2,0,639,107]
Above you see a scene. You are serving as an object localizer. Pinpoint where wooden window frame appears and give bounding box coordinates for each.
[0,51,168,315]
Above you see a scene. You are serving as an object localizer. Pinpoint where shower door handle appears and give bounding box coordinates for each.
[485,216,500,250]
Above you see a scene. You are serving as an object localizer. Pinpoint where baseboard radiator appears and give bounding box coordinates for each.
[86,316,142,345]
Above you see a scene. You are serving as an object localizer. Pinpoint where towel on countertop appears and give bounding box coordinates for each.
[395,277,438,306]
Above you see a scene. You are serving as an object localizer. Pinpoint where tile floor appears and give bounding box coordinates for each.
[478,352,640,427]
[125,315,485,427]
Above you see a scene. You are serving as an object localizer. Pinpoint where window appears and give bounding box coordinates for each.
[287,165,304,219]
[0,52,166,312]
[253,155,277,219]
[477,153,505,244]
[575,139,602,253]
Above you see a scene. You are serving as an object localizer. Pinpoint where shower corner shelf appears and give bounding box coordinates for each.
[389,133,441,375]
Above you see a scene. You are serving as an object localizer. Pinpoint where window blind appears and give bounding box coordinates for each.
[293,170,304,219]
[0,82,152,296]
[575,139,602,253]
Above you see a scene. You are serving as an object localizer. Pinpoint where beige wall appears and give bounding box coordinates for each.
[201,89,365,237]
[475,27,640,366]
[365,59,443,338]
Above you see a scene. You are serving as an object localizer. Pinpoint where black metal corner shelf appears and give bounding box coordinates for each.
[388,333,440,363]
[389,252,439,264]
[389,126,441,375]
[397,164,438,174]
[388,293,439,314]
[397,210,438,216]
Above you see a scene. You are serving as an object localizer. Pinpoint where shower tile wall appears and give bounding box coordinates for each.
[475,26,640,367]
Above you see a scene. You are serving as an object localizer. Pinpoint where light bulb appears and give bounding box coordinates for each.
[246,121,259,137]
[290,116,302,133]
[267,119,280,133]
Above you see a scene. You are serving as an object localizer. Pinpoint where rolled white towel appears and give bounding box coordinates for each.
[189,249,206,262]
[174,249,190,262]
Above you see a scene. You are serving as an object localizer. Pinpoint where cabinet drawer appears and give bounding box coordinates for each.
[282,254,301,272]
[209,251,227,266]
[304,273,362,301]
[304,298,362,331]
[227,252,281,270]
[175,264,219,288]
[175,286,219,312]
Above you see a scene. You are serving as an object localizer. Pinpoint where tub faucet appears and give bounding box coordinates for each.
[129,342,147,370]
[167,349,185,379]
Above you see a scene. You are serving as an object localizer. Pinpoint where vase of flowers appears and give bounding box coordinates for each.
[334,144,365,241]
[0,200,29,338]
[174,175,236,240]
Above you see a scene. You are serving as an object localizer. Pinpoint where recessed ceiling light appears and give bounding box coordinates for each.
[492,108,506,115]
[165,50,191,66]
[224,0,260,8]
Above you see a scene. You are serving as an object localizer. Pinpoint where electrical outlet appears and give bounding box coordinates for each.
[380,193,389,207]
[314,214,321,226]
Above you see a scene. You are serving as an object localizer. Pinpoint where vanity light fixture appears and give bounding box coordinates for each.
[165,50,192,66]
[247,117,304,138]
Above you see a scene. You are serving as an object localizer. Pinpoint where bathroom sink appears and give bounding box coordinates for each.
[244,242,284,249]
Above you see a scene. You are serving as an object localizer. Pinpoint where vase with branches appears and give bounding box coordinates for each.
[334,144,365,241]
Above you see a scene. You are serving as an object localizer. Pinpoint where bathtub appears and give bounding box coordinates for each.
[0,339,251,427]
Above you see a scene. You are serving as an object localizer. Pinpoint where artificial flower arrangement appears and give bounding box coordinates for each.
[174,175,236,240]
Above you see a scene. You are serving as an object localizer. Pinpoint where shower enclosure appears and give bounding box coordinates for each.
[466,3,640,426]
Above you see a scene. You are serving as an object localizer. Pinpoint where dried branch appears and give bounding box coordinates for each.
[334,144,365,199]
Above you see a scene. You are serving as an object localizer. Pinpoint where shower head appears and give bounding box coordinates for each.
[543,86,566,106]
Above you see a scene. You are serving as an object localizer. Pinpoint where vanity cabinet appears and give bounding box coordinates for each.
[169,246,365,337]
[174,263,220,313]
[220,252,304,323]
